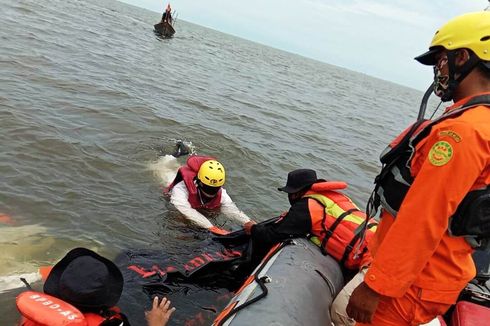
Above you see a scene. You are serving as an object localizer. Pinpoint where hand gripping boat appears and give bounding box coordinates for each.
[213,238,344,326]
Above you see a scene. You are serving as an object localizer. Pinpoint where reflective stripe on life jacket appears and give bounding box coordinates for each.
[166,155,222,209]
[305,181,377,270]
[17,291,86,326]
[17,291,126,326]
[374,95,490,217]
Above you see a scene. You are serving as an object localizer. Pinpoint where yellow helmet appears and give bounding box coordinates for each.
[197,160,225,187]
[415,11,490,65]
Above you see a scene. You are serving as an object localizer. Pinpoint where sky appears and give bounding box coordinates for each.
[121,0,488,90]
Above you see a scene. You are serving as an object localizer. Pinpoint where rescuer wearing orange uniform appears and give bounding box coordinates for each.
[346,12,490,325]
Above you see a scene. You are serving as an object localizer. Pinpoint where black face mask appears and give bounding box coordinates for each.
[197,181,220,198]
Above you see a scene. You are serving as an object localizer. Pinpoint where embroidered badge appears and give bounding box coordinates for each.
[438,130,462,143]
[428,141,453,166]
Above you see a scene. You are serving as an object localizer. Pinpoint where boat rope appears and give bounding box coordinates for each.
[215,240,293,326]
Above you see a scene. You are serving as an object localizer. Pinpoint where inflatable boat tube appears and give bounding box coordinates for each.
[213,238,344,326]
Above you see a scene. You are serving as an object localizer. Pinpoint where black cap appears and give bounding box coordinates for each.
[44,248,123,310]
[277,169,323,194]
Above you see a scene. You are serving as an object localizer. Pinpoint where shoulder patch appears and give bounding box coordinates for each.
[428,141,453,166]
[438,130,462,143]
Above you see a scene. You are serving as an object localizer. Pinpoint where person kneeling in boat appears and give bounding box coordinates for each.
[243,168,377,325]
[16,247,175,326]
[166,155,253,235]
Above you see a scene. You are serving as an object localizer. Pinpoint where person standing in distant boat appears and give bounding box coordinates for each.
[165,145,253,235]
[161,3,172,24]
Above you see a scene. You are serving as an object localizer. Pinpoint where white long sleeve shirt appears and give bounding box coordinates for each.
[170,181,251,229]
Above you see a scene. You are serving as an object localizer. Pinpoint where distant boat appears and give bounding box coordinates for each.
[154,21,175,38]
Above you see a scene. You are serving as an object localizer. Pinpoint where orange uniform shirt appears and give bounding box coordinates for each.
[365,96,490,304]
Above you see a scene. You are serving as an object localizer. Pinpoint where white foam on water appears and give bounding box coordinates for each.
[148,154,181,187]
[0,272,41,293]
[0,224,51,293]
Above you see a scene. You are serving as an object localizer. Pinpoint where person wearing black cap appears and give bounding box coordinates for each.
[243,169,376,271]
[17,247,175,326]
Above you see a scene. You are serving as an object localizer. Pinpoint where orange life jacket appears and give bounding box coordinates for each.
[374,95,490,218]
[305,181,377,270]
[166,155,222,209]
[17,291,125,326]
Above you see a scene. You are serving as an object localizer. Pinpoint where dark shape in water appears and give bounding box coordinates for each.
[115,229,253,325]
[154,21,175,38]
[172,140,190,158]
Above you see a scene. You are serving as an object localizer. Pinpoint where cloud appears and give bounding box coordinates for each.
[304,0,436,27]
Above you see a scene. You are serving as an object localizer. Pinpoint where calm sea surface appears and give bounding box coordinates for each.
[0,0,437,324]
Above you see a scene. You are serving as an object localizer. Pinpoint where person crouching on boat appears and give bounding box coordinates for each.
[244,169,376,268]
[161,3,172,24]
[16,247,175,326]
[166,155,253,235]
[243,169,376,322]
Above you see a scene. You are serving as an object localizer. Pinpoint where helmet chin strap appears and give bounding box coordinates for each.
[441,50,481,102]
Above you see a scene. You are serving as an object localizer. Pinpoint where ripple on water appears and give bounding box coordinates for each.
[0,0,429,323]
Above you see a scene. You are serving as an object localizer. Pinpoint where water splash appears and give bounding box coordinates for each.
[0,224,51,293]
[169,139,196,157]
[149,139,196,186]
[149,155,181,187]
